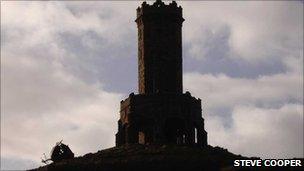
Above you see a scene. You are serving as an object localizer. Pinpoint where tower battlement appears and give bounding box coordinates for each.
[136,0,183,23]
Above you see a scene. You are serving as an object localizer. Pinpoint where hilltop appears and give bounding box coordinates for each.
[30,144,303,171]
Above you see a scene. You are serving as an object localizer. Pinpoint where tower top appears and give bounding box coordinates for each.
[154,0,165,6]
[136,1,183,22]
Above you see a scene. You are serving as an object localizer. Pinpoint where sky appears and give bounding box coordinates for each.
[1,0,303,170]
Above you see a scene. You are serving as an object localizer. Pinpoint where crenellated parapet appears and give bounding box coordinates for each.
[136,0,184,24]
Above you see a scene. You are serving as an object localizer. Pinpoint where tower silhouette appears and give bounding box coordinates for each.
[116,0,207,147]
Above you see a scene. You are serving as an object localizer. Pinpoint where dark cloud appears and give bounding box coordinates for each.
[184,51,287,79]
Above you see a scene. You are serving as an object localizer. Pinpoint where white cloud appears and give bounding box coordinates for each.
[184,67,303,158]
[182,2,303,153]
[1,1,129,170]
[1,53,123,169]
[207,104,303,159]
[1,33,123,168]
[185,72,302,112]
[181,1,303,62]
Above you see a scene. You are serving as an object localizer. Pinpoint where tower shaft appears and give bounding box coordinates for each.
[136,1,184,94]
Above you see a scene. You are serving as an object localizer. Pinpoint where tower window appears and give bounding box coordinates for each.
[138,131,145,144]
[194,128,198,144]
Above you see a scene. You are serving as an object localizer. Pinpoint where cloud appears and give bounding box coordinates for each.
[182,2,303,148]
[184,66,303,158]
[1,1,139,93]
[1,157,39,171]
[185,71,302,113]
[1,1,303,170]
[181,1,303,79]
[1,28,123,168]
[181,1,303,62]
[1,50,122,170]
[1,1,130,170]
[206,103,303,159]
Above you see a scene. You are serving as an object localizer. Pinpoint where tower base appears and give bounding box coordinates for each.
[115,92,207,147]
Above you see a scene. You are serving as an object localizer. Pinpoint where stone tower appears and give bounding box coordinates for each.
[116,0,207,147]
[136,0,183,95]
